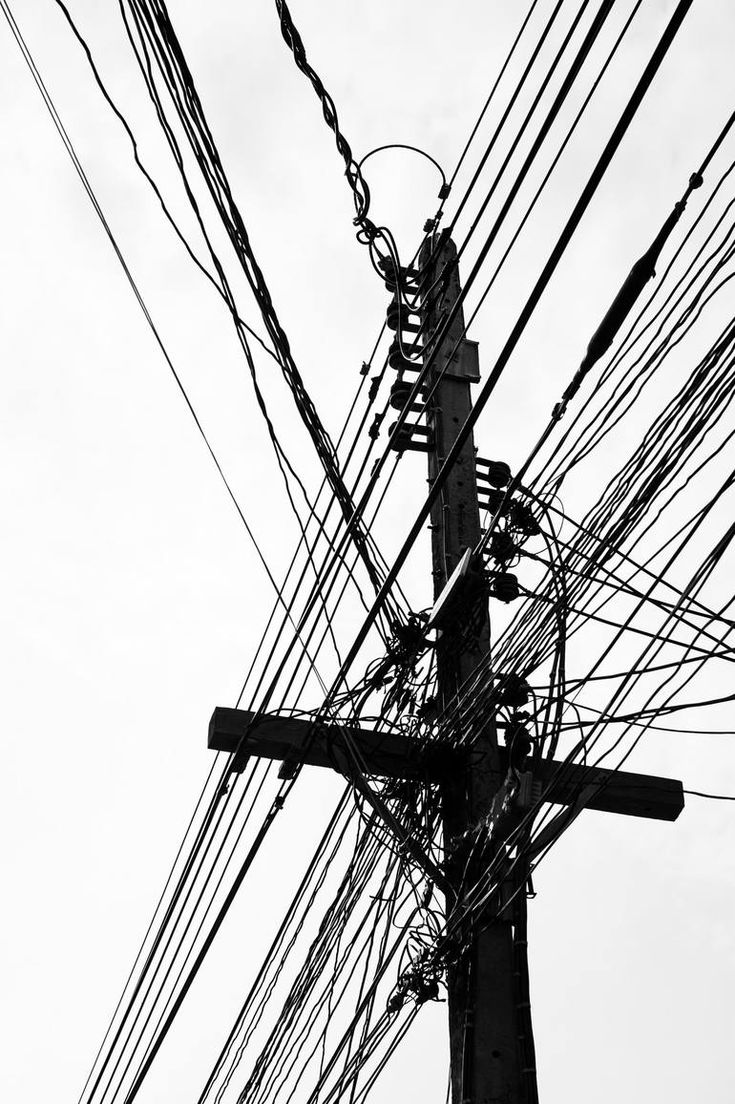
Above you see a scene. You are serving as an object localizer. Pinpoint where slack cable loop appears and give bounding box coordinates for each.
[357,143,449,199]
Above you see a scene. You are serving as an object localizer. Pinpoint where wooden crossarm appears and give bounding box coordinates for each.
[208,707,451,892]
[208,706,448,780]
[533,759,684,821]
[208,707,684,821]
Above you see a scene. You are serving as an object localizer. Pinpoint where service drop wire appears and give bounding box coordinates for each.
[0,15,359,1103]
[532,344,735,664]
[403,324,732,922]
[538,112,735,479]
[211,785,420,1104]
[509,315,735,683]
[52,0,423,706]
[200,803,389,1104]
[63,3,705,1099]
[447,0,646,368]
[490,415,735,786]
[507,321,735,674]
[446,0,543,191]
[232,349,417,724]
[1,8,406,1095]
[55,0,418,654]
[117,654,438,1104]
[5,0,353,702]
[567,482,735,768]
[284,60,710,949]
[89,760,272,1104]
[311,0,696,729]
[376,0,646,534]
[447,0,558,216]
[522,546,735,873]
[0,8,635,1104]
[110,0,402,617]
[452,0,612,265]
[259,470,732,1099]
[304,0,670,603]
[197,795,354,1104]
[523,534,735,657]
[192,0,626,715]
[119,0,402,638]
[237,0,604,547]
[537,153,735,486]
[239,856,404,1104]
[237,71,732,1104]
[475,110,735,564]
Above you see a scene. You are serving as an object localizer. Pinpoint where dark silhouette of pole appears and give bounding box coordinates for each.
[419,234,537,1104]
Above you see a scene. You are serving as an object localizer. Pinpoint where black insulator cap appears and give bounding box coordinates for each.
[479,487,510,515]
[389,380,413,409]
[489,531,517,562]
[388,339,422,371]
[386,298,401,330]
[497,673,531,708]
[477,459,512,487]
[492,572,519,603]
[508,501,540,536]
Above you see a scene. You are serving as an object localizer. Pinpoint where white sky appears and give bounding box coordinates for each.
[2,1,734,1102]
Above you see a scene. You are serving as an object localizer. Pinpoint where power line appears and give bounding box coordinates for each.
[684,789,735,801]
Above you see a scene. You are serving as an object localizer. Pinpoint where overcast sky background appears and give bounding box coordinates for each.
[2,1,735,1101]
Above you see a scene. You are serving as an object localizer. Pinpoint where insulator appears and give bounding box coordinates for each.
[378,256,420,280]
[383,274,421,297]
[277,757,299,780]
[491,571,519,603]
[497,674,531,708]
[507,501,541,536]
[390,379,422,411]
[387,298,421,333]
[476,458,512,487]
[488,531,517,563]
[392,617,427,651]
[389,338,423,371]
[477,486,510,515]
[388,419,433,452]
[379,257,421,293]
[389,439,432,453]
[417,695,438,721]
[414,976,440,1004]
[388,420,431,438]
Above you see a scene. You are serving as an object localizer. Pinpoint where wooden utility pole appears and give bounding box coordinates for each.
[419,233,535,1104]
[207,239,686,1103]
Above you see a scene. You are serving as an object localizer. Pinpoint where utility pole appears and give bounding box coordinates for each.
[418,233,536,1104]
[207,242,686,1104]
